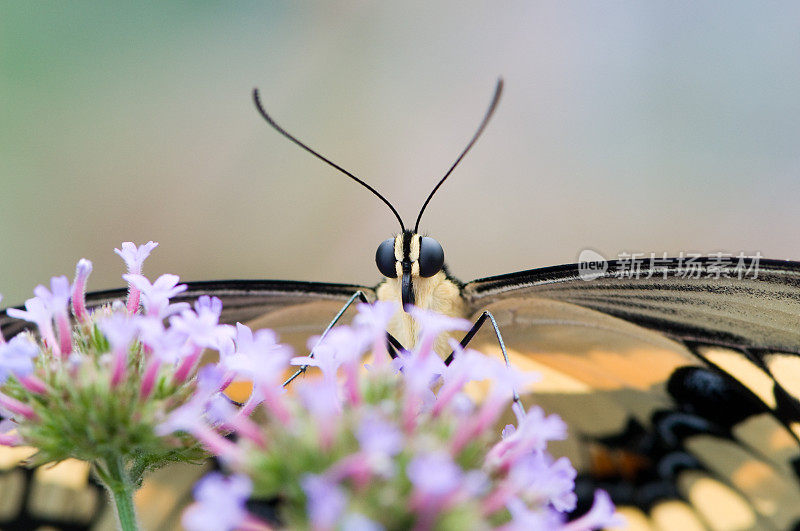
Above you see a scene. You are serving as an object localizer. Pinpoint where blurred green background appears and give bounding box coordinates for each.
[2,2,800,306]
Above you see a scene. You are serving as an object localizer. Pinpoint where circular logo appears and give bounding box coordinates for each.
[578,249,608,281]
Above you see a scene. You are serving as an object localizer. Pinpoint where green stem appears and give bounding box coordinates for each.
[100,456,139,531]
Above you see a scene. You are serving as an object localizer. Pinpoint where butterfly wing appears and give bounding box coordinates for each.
[0,279,374,531]
[462,257,800,529]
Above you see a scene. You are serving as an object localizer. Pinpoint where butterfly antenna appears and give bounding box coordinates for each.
[253,88,406,231]
[414,78,504,233]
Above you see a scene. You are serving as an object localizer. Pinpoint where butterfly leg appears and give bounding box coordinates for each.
[445,310,521,404]
[283,291,405,386]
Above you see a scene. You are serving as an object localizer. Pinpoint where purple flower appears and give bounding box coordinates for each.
[435,347,491,414]
[407,451,464,526]
[407,451,463,499]
[486,402,567,472]
[115,242,159,313]
[182,472,252,531]
[98,313,141,387]
[7,297,57,353]
[222,324,291,383]
[393,347,445,430]
[498,498,564,531]
[33,276,71,314]
[449,347,540,453]
[123,273,188,318]
[139,358,161,401]
[394,347,446,395]
[194,364,228,397]
[33,276,73,355]
[115,241,159,274]
[0,335,38,384]
[221,323,292,419]
[293,325,368,405]
[357,413,403,457]
[156,398,241,463]
[301,474,347,531]
[71,259,93,324]
[205,392,265,447]
[563,490,624,531]
[293,326,367,379]
[407,305,470,355]
[98,313,139,351]
[298,379,341,449]
[508,452,577,512]
[170,296,234,350]
[156,397,206,435]
[353,301,398,365]
[325,414,403,483]
[138,317,190,364]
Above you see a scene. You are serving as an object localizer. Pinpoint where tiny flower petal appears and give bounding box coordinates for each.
[115,241,158,274]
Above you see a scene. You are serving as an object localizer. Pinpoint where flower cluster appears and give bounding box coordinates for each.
[178,302,624,531]
[0,242,232,529]
[0,241,623,531]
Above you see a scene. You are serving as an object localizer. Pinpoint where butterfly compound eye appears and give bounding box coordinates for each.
[418,237,444,277]
[376,239,398,278]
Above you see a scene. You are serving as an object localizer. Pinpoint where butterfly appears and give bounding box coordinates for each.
[3,79,800,530]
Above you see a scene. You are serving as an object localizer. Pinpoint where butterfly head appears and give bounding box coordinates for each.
[252,79,502,312]
[376,231,444,308]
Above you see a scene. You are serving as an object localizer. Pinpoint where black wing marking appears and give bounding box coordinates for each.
[463,258,800,528]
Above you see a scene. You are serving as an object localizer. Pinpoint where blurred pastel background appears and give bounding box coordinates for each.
[2,2,800,306]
